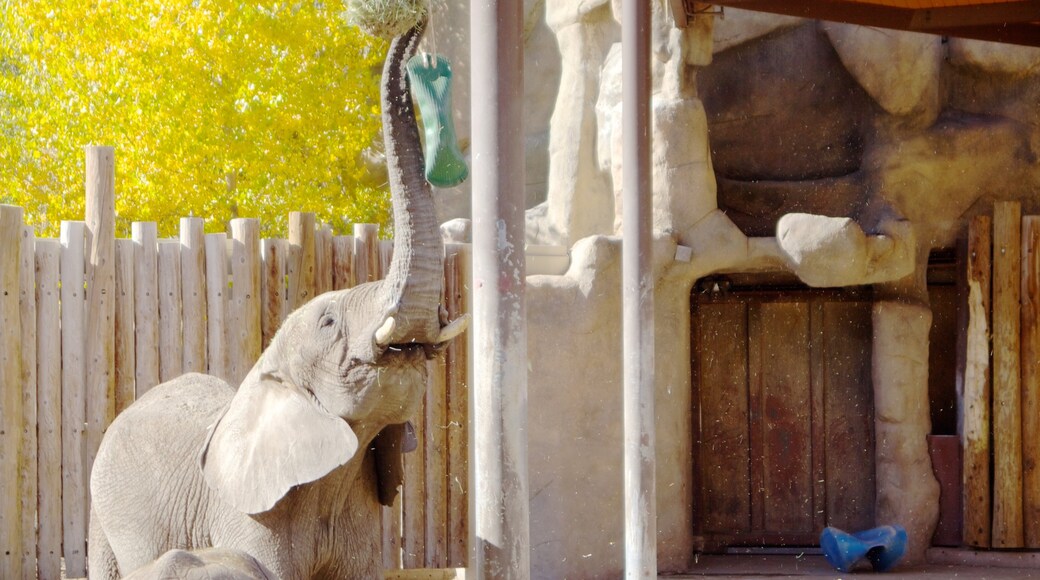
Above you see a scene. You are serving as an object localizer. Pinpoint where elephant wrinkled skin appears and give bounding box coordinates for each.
[88,21,462,580]
[122,548,277,580]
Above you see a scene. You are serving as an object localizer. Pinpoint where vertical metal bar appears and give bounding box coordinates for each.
[622,0,656,577]
[470,0,529,578]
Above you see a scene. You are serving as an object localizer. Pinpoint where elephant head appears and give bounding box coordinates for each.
[199,21,465,515]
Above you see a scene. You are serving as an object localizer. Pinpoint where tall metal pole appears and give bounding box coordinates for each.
[622,0,656,577]
[469,0,529,578]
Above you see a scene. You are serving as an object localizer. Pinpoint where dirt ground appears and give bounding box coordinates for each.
[665,554,1040,579]
[62,554,1040,579]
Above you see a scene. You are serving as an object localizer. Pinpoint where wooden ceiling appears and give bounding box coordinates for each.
[672,0,1040,46]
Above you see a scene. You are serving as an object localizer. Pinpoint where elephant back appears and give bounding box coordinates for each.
[90,374,236,573]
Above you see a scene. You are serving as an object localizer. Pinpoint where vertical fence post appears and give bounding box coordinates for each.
[114,239,136,414]
[35,239,62,580]
[19,225,38,577]
[261,238,287,350]
[315,223,333,296]
[288,212,316,312]
[229,219,261,386]
[425,339,449,569]
[993,201,1023,548]
[403,383,428,569]
[60,220,88,577]
[445,243,471,568]
[380,239,394,279]
[354,223,380,283]
[963,215,992,548]
[206,233,230,381]
[157,240,183,382]
[132,222,160,396]
[332,235,356,290]
[180,217,207,373]
[0,205,24,579]
[1022,215,1040,547]
[85,145,116,483]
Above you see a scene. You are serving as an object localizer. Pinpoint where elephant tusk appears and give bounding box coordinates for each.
[374,316,397,346]
[436,314,470,344]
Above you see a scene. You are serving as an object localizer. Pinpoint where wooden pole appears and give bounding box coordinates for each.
[1022,215,1040,546]
[621,0,656,575]
[288,212,316,312]
[18,225,38,576]
[379,245,401,573]
[229,219,261,386]
[993,200,1023,548]
[315,223,333,296]
[380,239,394,279]
[404,393,428,568]
[445,243,470,568]
[132,222,160,396]
[332,235,356,290]
[470,0,530,574]
[35,239,62,580]
[425,352,449,568]
[157,240,183,382]
[963,215,993,548]
[261,238,287,350]
[0,205,24,579]
[180,217,207,373]
[59,220,88,577]
[206,233,229,381]
[383,504,403,570]
[354,224,380,284]
[84,145,116,482]
[114,239,136,414]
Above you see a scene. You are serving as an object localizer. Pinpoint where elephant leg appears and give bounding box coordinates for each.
[88,505,119,580]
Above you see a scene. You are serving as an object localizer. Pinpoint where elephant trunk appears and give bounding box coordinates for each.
[379,22,443,346]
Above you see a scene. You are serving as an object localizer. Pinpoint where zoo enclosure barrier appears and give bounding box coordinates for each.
[962,201,1040,550]
[0,147,469,579]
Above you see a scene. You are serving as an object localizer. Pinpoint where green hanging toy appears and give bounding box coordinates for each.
[345,0,467,188]
[407,54,469,188]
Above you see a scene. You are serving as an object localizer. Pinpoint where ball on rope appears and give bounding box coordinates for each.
[346,0,428,40]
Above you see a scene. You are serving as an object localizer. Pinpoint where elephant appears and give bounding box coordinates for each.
[87,20,464,580]
[122,548,276,580]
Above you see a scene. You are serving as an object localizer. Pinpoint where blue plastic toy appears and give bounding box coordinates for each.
[820,525,908,573]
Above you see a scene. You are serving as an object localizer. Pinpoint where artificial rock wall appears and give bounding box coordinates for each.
[431,2,1040,577]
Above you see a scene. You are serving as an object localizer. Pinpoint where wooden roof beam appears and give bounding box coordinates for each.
[906,2,1040,29]
[927,21,1040,44]
[696,1,1040,46]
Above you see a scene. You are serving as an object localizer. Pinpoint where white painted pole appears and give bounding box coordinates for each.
[622,0,656,577]
[470,0,529,577]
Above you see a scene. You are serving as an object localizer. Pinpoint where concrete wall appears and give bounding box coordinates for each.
[433,3,1040,577]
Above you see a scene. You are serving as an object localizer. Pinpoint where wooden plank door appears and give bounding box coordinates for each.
[751,301,814,540]
[692,291,875,550]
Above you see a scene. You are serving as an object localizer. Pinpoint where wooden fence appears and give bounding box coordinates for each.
[0,147,469,578]
[962,200,1040,549]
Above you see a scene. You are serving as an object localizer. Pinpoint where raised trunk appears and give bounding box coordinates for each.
[380,22,443,345]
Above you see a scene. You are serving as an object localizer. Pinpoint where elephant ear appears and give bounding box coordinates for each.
[199,371,358,515]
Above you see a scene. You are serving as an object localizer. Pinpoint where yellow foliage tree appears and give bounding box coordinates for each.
[0,0,390,237]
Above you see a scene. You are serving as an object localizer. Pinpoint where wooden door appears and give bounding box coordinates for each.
[692,289,875,550]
